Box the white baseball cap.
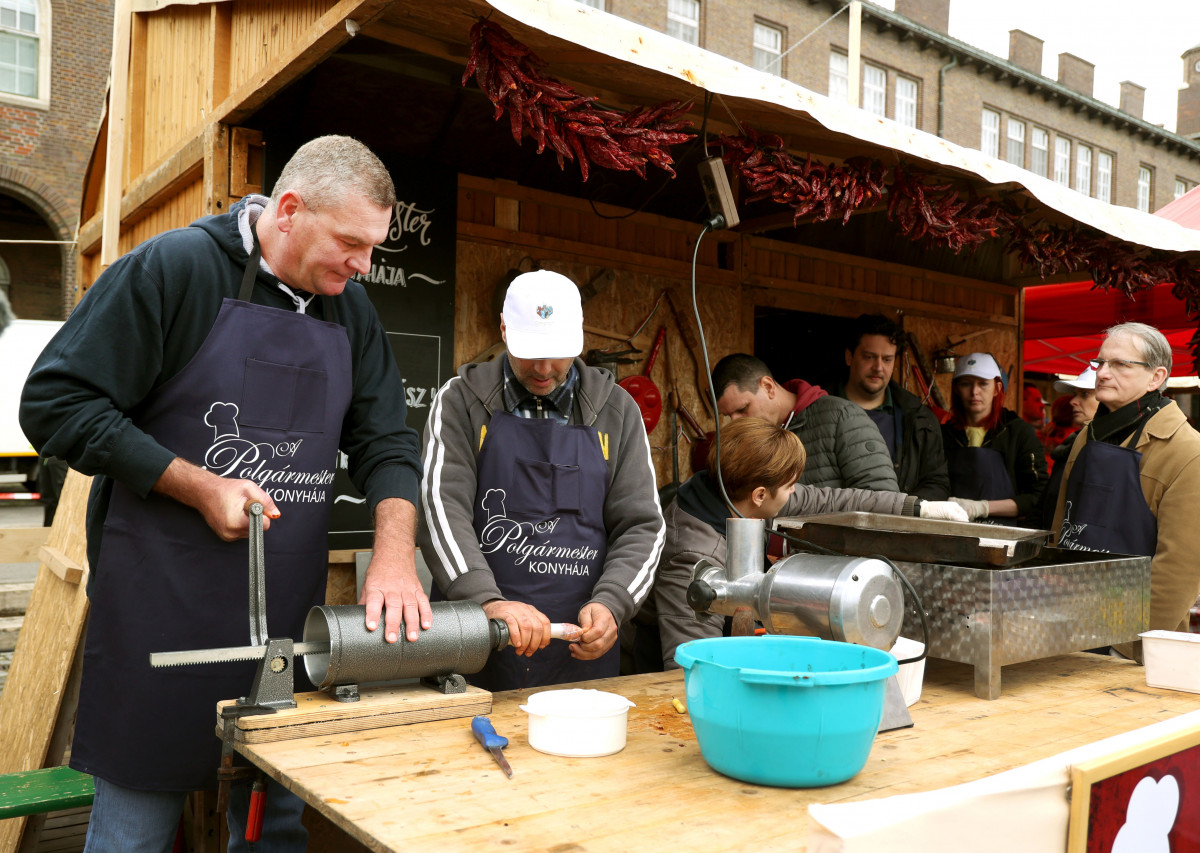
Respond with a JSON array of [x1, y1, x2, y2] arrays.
[[501, 270, 584, 359], [953, 352, 1004, 383], [1054, 366, 1097, 394]]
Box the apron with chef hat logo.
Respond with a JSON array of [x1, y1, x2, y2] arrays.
[[1057, 421, 1157, 556], [466, 409, 613, 691], [71, 242, 352, 791]]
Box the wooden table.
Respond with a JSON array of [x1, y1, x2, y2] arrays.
[[235, 654, 1200, 852]]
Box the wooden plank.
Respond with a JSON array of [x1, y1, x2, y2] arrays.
[[0, 768, 93, 821], [100, 0, 133, 267], [0, 584, 32, 617], [216, 684, 493, 744], [0, 470, 92, 853], [202, 122, 232, 216], [35, 548, 84, 587], [0, 528, 50, 564], [125, 11, 147, 182], [207, 1, 232, 111], [457, 221, 739, 287]]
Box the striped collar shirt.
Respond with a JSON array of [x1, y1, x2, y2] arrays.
[[501, 357, 578, 424]]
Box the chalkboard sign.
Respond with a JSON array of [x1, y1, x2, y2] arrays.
[[326, 160, 457, 549]]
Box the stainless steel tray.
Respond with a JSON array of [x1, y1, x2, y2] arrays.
[[776, 512, 1052, 568]]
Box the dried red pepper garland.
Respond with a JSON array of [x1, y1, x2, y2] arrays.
[[461, 19, 693, 182], [720, 126, 1200, 367], [719, 128, 885, 225]]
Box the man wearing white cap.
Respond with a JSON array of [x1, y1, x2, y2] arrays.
[[942, 353, 1048, 525], [418, 270, 665, 690]]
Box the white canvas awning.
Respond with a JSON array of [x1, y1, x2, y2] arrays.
[[487, 0, 1200, 257]]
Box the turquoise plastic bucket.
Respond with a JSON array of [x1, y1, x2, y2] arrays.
[[674, 636, 898, 787]]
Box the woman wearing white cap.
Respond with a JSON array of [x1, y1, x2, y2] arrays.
[[942, 353, 1048, 526]]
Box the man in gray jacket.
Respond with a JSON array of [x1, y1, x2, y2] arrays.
[[712, 353, 898, 491], [418, 270, 665, 690]]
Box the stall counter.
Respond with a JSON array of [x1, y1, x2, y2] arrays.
[[232, 652, 1200, 852]]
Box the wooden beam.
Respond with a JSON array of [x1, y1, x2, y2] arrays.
[[1006, 270, 1092, 288], [362, 21, 467, 64], [743, 279, 1016, 327], [203, 122, 232, 216], [78, 134, 206, 254], [214, 0, 396, 127], [38, 546, 86, 586], [100, 0, 133, 268], [207, 1, 232, 111], [230, 126, 265, 198], [126, 11, 147, 182]]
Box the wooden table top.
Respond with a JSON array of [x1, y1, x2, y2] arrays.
[[236, 653, 1200, 852]]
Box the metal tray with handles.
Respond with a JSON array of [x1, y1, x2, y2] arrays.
[[775, 512, 1052, 568]]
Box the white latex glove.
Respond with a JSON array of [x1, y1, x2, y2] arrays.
[[918, 500, 970, 522], [949, 496, 990, 520]]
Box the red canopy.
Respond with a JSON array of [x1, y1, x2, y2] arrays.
[[1023, 188, 1200, 378]]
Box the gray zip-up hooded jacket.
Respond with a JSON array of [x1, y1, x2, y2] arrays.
[[417, 356, 665, 624]]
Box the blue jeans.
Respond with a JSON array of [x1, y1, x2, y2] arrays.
[[84, 776, 307, 853]]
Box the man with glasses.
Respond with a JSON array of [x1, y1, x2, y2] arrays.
[[1050, 322, 1200, 662]]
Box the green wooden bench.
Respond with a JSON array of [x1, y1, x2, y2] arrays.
[[0, 766, 94, 820]]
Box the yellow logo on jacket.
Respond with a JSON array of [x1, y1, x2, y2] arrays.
[[478, 424, 609, 460]]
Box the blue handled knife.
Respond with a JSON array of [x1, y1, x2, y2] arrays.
[[471, 715, 514, 779]]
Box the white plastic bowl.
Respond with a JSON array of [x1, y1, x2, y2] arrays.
[[889, 636, 926, 707], [1140, 630, 1200, 694], [519, 688, 635, 757]]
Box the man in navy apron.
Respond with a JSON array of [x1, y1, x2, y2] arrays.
[[418, 270, 664, 691], [20, 136, 429, 852], [1051, 322, 1200, 662]]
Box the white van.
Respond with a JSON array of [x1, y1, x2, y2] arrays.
[[0, 319, 64, 488]]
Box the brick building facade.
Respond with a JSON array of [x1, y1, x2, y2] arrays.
[[602, 0, 1200, 215], [0, 0, 112, 321]]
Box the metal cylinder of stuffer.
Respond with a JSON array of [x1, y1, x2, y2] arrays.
[[302, 600, 507, 690], [757, 554, 904, 650]]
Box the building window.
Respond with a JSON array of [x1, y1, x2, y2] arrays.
[[895, 77, 918, 128], [1096, 151, 1113, 203], [0, 0, 38, 99], [0, 255, 9, 301], [1054, 137, 1071, 186], [1006, 119, 1025, 167], [862, 63, 886, 117], [981, 108, 1000, 158], [1075, 146, 1092, 195], [828, 51, 848, 103], [1137, 166, 1152, 212], [752, 21, 783, 76], [667, 0, 699, 45], [1176, 179, 1190, 200], [1031, 128, 1049, 177]]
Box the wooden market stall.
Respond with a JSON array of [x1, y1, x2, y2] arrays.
[[7, 0, 1200, 849]]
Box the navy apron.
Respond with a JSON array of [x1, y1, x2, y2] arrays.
[[945, 445, 1015, 501], [71, 244, 352, 791], [1057, 422, 1157, 555], [467, 409, 613, 691]]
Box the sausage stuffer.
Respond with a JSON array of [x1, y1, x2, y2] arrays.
[[149, 502, 576, 710], [684, 516, 914, 730]]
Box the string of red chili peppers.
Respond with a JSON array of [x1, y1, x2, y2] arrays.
[[461, 19, 694, 182]]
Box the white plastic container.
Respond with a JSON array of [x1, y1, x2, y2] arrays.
[[1140, 630, 1200, 694], [519, 689, 635, 757], [889, 636, 926, 707]]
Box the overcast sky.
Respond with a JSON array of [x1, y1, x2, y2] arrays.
[[875, 0, 1197, 133]]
